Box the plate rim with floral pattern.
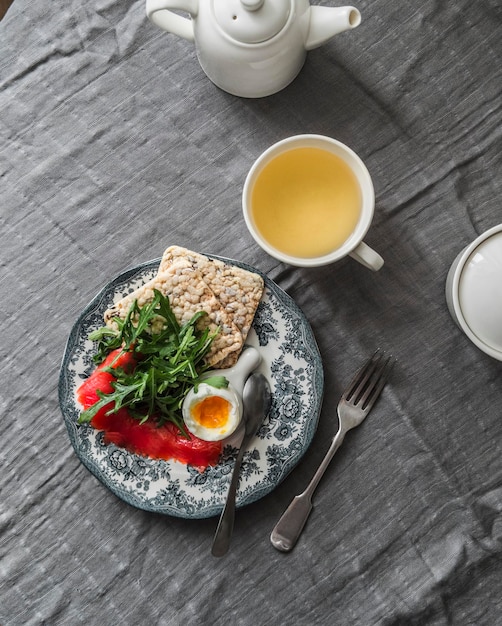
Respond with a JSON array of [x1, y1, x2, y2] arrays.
[[58, 255, 324, 519]]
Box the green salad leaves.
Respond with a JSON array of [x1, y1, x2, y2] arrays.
[[78, 289, 228, 432]]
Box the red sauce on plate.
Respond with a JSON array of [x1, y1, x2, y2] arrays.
[[77, 348, 222, 470]]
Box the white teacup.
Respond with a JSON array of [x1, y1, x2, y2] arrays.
[[445, 224, 502, 360], [242, 134, 384, 270]]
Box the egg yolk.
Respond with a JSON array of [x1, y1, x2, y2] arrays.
[[191, 396, 232, 429]]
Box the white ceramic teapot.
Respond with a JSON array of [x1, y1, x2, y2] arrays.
[[145, 0, 361, 98]]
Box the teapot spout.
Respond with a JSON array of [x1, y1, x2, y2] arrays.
[[305, 6, 361, 51]]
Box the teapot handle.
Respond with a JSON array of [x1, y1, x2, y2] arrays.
[[145, 0, 198, 42]]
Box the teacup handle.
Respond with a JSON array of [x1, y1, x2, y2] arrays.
[[145, 0, 197, 41], [349, 241, 384, 271]]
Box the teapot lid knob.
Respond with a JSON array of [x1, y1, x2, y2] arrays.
[[240, 0, 265, 10], [213, 0, 291, 44]]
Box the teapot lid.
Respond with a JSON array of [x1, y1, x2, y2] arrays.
[[457, 227, 502, 356], [213, 0, 291, 44]]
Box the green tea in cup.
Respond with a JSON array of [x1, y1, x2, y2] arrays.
[[250, 146, 362, 259]]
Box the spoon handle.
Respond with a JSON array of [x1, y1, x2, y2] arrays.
[[211, 437, 248, 557]]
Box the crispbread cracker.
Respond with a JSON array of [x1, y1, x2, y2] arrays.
[[104, 258, 244, 367], [159, 245, 264, 350]]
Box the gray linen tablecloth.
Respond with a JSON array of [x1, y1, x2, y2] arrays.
[[1, 0, 501, 624]]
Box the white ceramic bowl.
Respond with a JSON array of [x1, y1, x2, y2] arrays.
[[445, 224, 502, 360]]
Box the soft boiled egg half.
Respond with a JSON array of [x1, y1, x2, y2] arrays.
[[182, 346, 262, 442], [182, 383, 242, 442]]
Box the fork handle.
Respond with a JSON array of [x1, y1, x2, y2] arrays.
[[270, 492, 313, 552], [270, 428, 347, 552]]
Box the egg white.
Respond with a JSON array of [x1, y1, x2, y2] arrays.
[[182, 383, 243, 442]]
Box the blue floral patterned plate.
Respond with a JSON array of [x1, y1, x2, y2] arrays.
[[59, 256, 324, 519]]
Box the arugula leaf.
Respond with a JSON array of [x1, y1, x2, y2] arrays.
[[196, 375, 229, 391], [78, 289, 226, 432]]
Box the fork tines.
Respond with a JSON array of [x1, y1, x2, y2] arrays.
[[344, 350, 394, 411]]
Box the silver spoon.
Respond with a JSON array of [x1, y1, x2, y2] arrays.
[[211, 372, 272, 557]]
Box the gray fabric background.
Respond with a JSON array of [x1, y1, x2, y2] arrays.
[[1, 0, 501, 624]]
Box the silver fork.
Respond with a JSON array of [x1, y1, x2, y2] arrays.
[[270, 350, 394, 552]]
